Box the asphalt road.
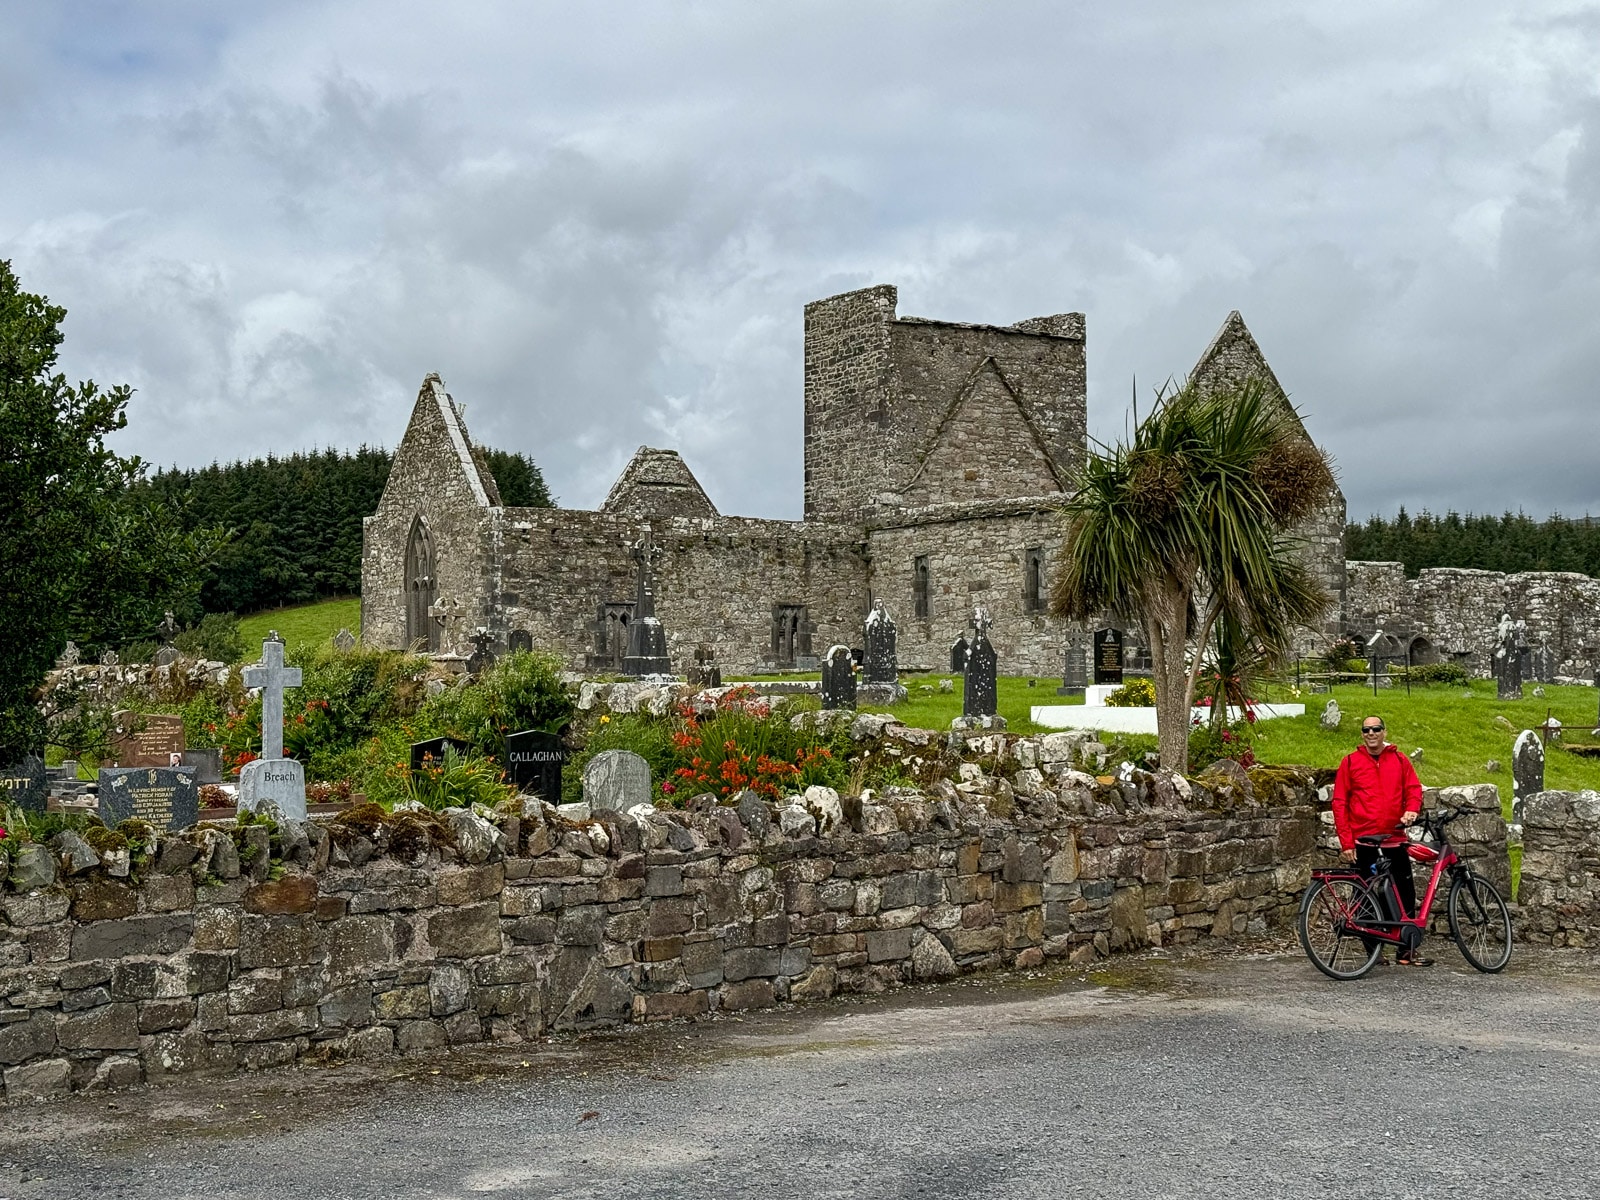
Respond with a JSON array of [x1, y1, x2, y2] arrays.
[[6, 942, 1599, 1200]]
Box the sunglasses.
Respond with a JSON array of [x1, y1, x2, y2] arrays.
[[1361, 724, 1385, 733]]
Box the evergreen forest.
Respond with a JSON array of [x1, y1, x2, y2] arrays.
[[1345, 509, 1600, 579], [139, 446, 553, 617]]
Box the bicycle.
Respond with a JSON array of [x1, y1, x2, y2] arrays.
[[1297, 806, 1513, 980]]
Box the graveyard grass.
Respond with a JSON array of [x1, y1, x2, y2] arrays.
[[237, 597, 361, 660]]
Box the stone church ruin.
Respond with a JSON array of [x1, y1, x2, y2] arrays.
[[361, 283, 1346, 674]]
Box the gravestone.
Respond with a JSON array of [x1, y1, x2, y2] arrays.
[[240, 634, 307, 820], [1495, 614, 1525, 701], [0, 754, 48, 814], [109, 713, 186, 768], [949, 635, 969, 675], [1057, 633, 1087, 697], [962, 609, 999, 720], [100, 648, 119, 667], [1092, 628, 1124, 685], [154, 611, 180, 667], [410, 736, 472, 774], [333, 628, 357, 653], [820, 645, 857, 711], [504, 729, 568, 801], [1511, 729, 1544, 825], [57, 641, 80, 668], [622, 533, 672, 676], [98, 766, 199, 830], [582, 749, 652, 813], [181, 748, 223, 785], [863, 601, 897, 684], [466, 628, 497, 676], [687, 645, 723, 688], [508, 629, 533, 654], [238, 759, 307, 820], [1319, 698, 1342, 731]]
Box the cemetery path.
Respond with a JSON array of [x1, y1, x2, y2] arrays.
[[6, 943, 1600, 1199]]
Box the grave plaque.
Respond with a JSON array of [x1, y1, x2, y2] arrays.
[[238, 758, 307, 821], [0, 754, 48, 814], [410, 736, 472, 774], [1092, 628, 1124, 685], [1511, 729, 1544, 824], [98, 766, 199, 830], [821, 645, 857, 711], [863, 601, 898, 684], [582, 749, 652, 813], [950, 635, 969, 675], [504, 729, 568, 801], [109, 712, 186, 768], [508, 629, 533, 654]]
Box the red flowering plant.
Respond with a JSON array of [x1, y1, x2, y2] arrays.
[[663, 687, 845, 802]]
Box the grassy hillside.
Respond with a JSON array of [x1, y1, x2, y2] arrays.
[[236, 597, 361, 660]]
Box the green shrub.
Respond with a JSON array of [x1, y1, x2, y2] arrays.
[[1406, 661, 1469, 686], [1187, 716, 1256, 772], [1104, 677, 1156, 707], [421, 650, 574, 757], [175, 612, 246, 663], [393, 746, 515, 812]]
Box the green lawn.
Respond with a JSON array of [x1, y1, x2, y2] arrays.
[[237, 597, 361, 660], [1249, 680, 1600, 790]]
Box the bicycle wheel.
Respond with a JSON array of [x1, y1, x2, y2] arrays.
[[1298, 877, 1383, 980], [1447, 872, 1512, 973]]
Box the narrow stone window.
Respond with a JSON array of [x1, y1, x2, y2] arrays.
[[913, 555, 930, 619], [772, 604, 811, 667], [404, 515, 439, 652], [1024, 547, 1045, 612]]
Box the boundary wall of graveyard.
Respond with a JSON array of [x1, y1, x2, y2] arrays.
[[0, 723, 1510, 1104], [1515, 789, 1600, 946]]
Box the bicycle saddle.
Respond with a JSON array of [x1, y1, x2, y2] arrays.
[[1355, 833, 1410, 849]]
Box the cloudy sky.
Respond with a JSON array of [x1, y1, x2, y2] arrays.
[[4, 2, 1598, 522]]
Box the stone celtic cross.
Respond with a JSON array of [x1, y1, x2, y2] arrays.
[[242, 634, 303, 761]]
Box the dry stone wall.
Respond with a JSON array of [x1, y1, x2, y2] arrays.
[[4, 730, 1333, 1105], [1517, 789, 1600, 946]]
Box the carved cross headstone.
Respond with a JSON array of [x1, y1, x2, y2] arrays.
[[333, 628, 357, 653], [821, 645, 857, 711], [863, 601, 897, 684], [1511, 729, 1544, 824], [963, 608, 998, 719], [622, 531, 671, 676], [57, 641, 80, 669], [239, 634, 307, 819], [466, 628, 497, 675], [154, 611, 181, 667], [100, 648, 119, 667]]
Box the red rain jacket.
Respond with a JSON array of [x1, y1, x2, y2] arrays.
[[1330, 743, 1423, 852]]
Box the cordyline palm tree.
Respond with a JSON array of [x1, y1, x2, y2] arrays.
[[1051, 378, 1335, 771]]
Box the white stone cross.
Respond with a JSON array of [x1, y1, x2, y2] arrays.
[[242, 634, 303, 761]]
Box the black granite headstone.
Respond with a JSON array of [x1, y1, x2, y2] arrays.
[[950, 635, 969, 675], [410, 736, 472, 774], [963, 632, 998, 719], [98, 766, 199, 830], [821, 646, 857, 711], [504, 729, 568, 801], [1093, 628, 1124, 685], [863, 601, 898, 684], [508, 629, 533, 654], [0, 754, 48, 814]]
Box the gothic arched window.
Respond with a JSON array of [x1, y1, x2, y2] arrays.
[[404, 516, 439, 652]]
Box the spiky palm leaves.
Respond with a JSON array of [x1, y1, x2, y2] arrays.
[[1051, 379, 1335, 769]]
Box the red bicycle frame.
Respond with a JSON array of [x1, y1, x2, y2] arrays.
[[1309, 833, 1461, 947]]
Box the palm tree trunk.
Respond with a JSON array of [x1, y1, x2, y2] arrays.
[[1145, 583, 1192, 771]]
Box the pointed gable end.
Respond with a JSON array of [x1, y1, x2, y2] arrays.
[[602, 447, 719, 520], [390, 373, 501, 509], [898, 357, 1065, 507], [1188, 312, 1312, 440]]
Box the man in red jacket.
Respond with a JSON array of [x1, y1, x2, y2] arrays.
[[1331, 716, 1426, 964]]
